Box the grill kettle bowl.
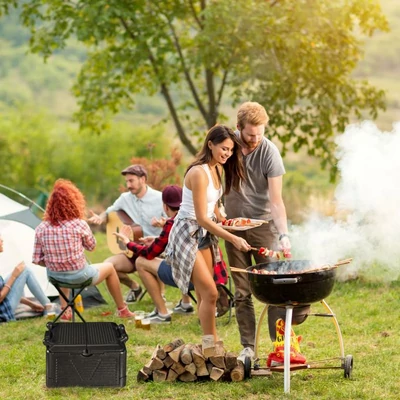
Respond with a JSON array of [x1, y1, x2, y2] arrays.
[[247, 260, 336, 305]]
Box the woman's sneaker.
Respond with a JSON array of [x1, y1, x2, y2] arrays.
[[173, 300, 194, 315], [148, 311, 171, 324], [125, 286, 143, 303]]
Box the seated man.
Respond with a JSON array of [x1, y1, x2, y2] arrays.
[[113, 185, 194, 323], [88, 164, 166, 303]]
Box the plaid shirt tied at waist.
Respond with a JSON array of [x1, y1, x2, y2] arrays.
[[165, 217, 220, 294]]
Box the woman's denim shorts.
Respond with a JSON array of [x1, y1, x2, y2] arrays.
[[47, 263, 100, 286]]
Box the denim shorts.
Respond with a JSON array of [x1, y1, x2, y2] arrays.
[[158, 260, 194, 291], [198, 230, 212, 250], [47, 264, 100, 286]]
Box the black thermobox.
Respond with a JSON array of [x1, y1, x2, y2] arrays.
[[43, 322, 128, 387]]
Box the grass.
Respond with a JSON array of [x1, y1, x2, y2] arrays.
[[1, 233, 399, 400]]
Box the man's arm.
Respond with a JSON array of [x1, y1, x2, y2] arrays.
[[268, 175, 291, 249], [87, 210, 107, 225]]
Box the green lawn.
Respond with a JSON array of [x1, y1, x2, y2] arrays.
[[1, 233, 399, 400]]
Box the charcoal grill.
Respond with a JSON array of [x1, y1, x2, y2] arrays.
[[244, 260, 353, 394]]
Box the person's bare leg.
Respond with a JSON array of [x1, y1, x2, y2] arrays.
[[60, 288, 69, 310], [191, 249, 218, 340], [96, 262, 126, 309], [136, 257, 168, 315], [105, 254, 141, 290]]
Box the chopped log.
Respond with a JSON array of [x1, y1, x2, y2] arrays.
[[202, 335, 216, 358], [153, 369, 168, 382], [163, 338, 185, 353], [230, 360, 245, 382], [137, 368, 150, 382], [206, 361, 214, 375], [209, 366, 225, 381], [143, 362, 152, 376], [180, 344, 193, 365], [171, 361, 186, 375], [156, 346, 167, 360], [163, 355, 174, 368], [225, 352, 238, 371], [209, 355, 225, 369], [178, 371, 197, 382], [192, 345, 206, 367], [196, 363, 209, 377], [185, 362, 197, 375], [169, 344, 186, 363], [209, 341, 226, 369], [147, 357, 164, 371], [166, 368, 179, 382]]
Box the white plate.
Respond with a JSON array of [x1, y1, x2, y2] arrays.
[[217, 218, 267, 231]]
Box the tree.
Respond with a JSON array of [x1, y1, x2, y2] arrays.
[[0, 0, 389, 180]]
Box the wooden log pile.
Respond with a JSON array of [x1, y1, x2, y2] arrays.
[[137, 338, 245, 383]]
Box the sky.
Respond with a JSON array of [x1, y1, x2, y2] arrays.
[[290, 120, 400, 282]]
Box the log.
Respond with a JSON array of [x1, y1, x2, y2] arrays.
[[153, 369, 168, 382], [225, 352, 238, 371], [209, 366, 225, 381], [137, 368, 150, 382], [166, 368, 179, 382], [163, 338, 185, 353], [148, 357, 164, 371], [169, 344, 186, 363], [209, 341, 226, 368], [185, 362, 197, 375], [156, 345, 167, 360], [192, 345, 206, 367], [230, 360, 245, 382], [202, 335, 216, 358], [180, 344, 193, 365], [143, 363, 152, 376], [171, 361, 186, 375], [178, 371, 197, 382], [163, 355, 174, 369], [196, 363, 209, 377]]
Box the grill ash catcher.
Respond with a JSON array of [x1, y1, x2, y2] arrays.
[[242, 259, 354, 394]]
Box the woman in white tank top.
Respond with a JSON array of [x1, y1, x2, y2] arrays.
[[165, 125, 252, 346]]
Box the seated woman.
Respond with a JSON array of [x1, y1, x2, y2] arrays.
[[32, 179, 135, 320], [0, 235, 55, 322]]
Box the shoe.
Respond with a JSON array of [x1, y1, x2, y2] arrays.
[[125, 285, 143, 303], [43, 303, 58, 318], [147, 311, 171, 324], [173, 300, 194, 315], [238, 347, 255, 364], [117, 305, 135, 318], [60, 307, 72, 322], [146, 308, 158, 318]]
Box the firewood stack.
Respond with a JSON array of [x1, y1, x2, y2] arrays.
[[137, 338, 245, 383]]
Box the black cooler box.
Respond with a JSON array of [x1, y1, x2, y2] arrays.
[[44, 322, 128, 387]]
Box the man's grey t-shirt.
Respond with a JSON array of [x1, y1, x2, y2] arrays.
[[225, 135, 285, 221]]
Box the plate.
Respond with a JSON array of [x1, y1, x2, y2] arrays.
[[217, 218, 266, 231]]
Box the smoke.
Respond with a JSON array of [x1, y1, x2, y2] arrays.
[[290, 121, 400, 281]]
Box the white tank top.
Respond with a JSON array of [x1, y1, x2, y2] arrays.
[[179, 164, 223, 219]]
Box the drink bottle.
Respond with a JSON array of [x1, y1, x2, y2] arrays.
[[74, 294, 84, 313]]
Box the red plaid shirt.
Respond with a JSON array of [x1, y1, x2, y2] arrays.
[[33, 219, 96, 272], [127, 217, 174, 259]]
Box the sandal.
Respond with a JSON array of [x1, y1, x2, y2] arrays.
[[117, 305, 135, 318]]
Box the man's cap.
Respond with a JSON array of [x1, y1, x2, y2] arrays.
[[162, 185, 182, 208], [121, 164, 148, 178]]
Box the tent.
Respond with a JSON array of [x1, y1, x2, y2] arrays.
[[0, 185, 106, 308]]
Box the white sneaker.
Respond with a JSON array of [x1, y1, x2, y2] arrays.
[[238, 347, 254, 364]]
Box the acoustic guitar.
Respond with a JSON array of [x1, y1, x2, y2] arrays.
[[106, 210, 144, 258]]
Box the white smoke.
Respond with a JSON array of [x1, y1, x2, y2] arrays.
[[290, 121, 400, 281]]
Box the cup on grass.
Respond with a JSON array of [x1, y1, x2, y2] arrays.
[[134, 311, 145, 328], [141, 318, 151, 331]]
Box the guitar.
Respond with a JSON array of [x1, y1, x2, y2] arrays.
[[106, 210, 144, 257]]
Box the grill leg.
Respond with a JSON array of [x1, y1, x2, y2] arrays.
[[284, 306, 293, 394]]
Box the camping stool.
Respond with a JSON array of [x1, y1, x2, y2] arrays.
[[48, 277, 92, 323]]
